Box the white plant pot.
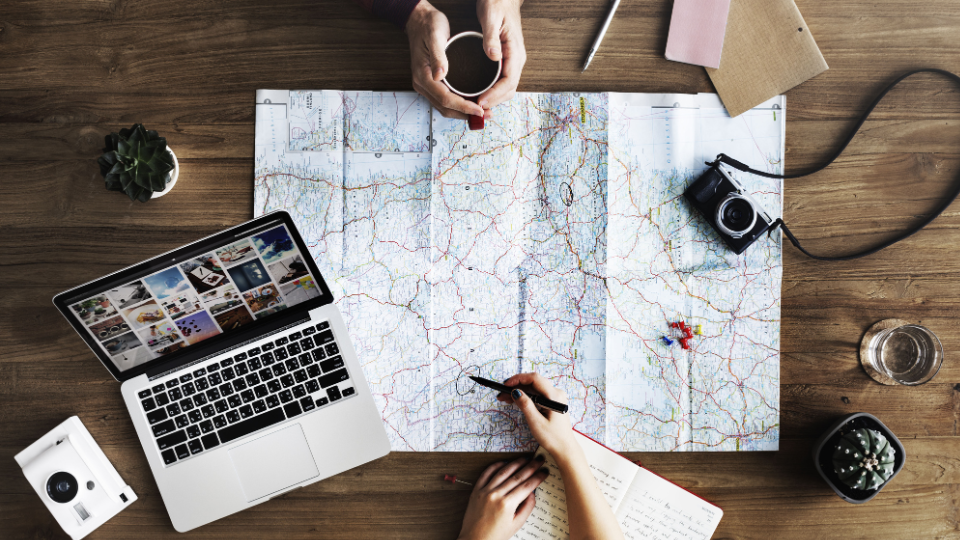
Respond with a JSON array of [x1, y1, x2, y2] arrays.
[[152, 147, 179, 199]]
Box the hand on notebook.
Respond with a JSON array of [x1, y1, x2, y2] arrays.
[[457, 456, 549, 540], [497, 373, 576, 456], [496, 373, 626, 540]]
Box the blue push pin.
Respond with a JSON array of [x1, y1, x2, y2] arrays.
[[662, 336, 674, 345]]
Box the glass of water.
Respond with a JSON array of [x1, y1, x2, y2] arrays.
[[865, 324, 943, 385]]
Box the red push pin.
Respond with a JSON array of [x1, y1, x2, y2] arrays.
[[444, 474, 474, 487]]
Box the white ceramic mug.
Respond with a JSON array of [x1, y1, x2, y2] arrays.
[[442, 31, 502, 130]]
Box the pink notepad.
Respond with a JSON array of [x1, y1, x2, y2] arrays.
[[665, 0, 732, 69]]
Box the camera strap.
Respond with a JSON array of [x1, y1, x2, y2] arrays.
[[707, 68, 960, 261]]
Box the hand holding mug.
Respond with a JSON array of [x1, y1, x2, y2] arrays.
[[406, 1, 486, 121], [442, 31, 501, 129], [476, 0, 526, 110], [405, 0, 526, 127]]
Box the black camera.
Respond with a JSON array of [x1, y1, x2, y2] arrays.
[[684, 166, 774, 254]]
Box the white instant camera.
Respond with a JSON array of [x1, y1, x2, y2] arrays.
[[14, 416, 138, 540]]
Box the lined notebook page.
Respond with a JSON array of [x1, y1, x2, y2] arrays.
[[617, 468, 722, 540], [512, 434, 639, 540]]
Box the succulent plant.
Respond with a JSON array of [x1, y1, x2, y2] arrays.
[[832, 428, 896, 490], [97, 123, 175, 202]]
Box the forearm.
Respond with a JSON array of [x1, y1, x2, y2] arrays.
[[554, 445, 625, 540]]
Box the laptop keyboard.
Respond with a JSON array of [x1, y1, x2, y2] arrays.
[[136, 321, 356, 466]]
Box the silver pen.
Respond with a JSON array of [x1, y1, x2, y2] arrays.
[[581, 0, 622, 72]]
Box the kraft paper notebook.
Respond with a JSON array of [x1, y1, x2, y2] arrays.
[[706, 0, 828, 117], [512, 431, 723, 539]]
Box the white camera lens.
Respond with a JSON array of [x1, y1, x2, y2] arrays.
[[715, 193, 757, 238], [46, 471, 79, 503]]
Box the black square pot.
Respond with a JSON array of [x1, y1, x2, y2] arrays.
[[811, 412, 906, 503]]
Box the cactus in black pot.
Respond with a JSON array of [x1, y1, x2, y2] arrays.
[[832, 428, 897, 491]]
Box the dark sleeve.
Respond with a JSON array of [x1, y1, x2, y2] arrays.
[[352, 0, 422, 29]]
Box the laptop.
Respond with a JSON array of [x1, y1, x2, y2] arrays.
[[53, 211, 391, 532]]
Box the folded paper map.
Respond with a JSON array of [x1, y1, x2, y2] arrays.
[[255, 90, 784, 452]]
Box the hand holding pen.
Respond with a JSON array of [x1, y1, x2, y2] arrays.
[[455, 373, 572, 540], [493, 373, 578, 457], [470, 375, 568, 413], [458, 373, 624, 540]]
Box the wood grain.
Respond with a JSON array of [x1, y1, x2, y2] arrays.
[[2, 0, 959, 538]]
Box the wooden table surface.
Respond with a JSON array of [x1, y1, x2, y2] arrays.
[[2, 0, 959, 538]]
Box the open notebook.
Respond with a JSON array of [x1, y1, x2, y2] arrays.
[[514, 431, 722, 539]]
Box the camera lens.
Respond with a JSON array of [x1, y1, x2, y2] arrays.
[[46, 472, 79, 503], [715, 194, 757, 239]]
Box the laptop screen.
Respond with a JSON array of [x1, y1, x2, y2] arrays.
[[55, 213, 331, 379]]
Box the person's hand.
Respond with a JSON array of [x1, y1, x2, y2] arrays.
[[405, 0, 485, 120], [456, 457, 549, 540], [476, 0, 526, 111], [497, 373, 576, 456]]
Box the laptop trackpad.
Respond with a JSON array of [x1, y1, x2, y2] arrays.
[[229, 424, 319, 502]]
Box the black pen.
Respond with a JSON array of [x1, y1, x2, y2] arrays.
[[469, 375, 569, 414]]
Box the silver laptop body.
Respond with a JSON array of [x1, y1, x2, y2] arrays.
[[54, 211, 390, 532]]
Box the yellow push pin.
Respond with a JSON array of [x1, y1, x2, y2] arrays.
[[694, 324, 702, 335]]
